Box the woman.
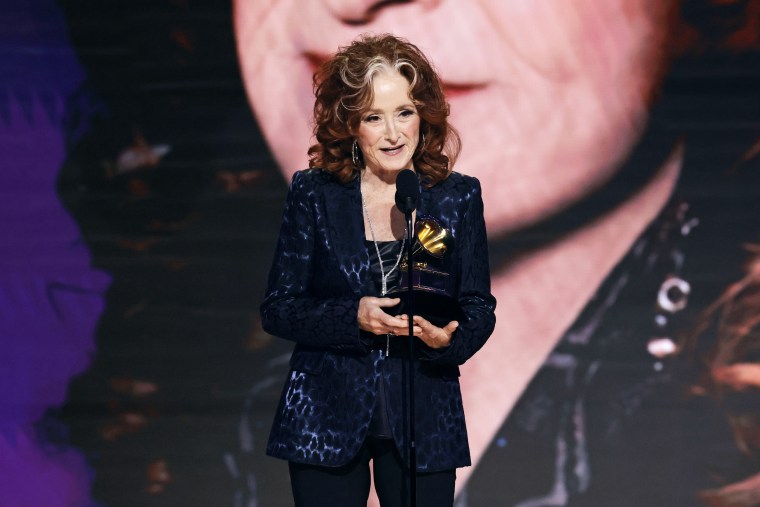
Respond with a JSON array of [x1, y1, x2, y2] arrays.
[[260, 34, 496, 506]]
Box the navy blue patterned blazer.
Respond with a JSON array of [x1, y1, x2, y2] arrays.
[[261, 168, 496, 472]]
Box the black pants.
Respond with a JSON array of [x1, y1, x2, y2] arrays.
[[288, 437, 456, 507]]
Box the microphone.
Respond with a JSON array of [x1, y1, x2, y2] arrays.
[[395, 169, 419, 215]]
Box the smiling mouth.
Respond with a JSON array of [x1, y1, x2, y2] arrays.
[[381, 145, 404, 154]]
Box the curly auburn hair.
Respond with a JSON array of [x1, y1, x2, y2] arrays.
[[307, 33, 461, 186]]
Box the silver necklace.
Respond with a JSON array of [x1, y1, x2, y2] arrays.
[[361, 192, 406, 296]]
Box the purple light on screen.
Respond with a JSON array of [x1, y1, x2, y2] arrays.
[[0, 0, 110, 505]]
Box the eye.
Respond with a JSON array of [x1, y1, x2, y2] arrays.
[[399, 109, 415, 118], [363, 114, 381, 123]]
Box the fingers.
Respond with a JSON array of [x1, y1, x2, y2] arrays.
[[359, 297, 458, 340], [358, 296, 406, 335], [410, 316, 458, 328], [375, 297, 400, 307], [392, 324, 423, 336], [411, 316, 459, 349], [443, 320, 459, 334]]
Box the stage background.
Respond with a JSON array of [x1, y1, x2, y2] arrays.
[[1, 1, 759, 506]]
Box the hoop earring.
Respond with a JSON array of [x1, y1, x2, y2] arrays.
[[352, 139, 361, 168], [419, 133, 426, 152]]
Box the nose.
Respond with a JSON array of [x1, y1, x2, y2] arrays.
[[322, 0, 439, 24], [384, 118, 400, 142]]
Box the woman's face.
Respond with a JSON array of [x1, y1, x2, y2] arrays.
[[356, 71, 421, 177], [235, 0, 676, 234]]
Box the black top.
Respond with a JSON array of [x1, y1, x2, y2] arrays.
[[365, 239, 403, 439]]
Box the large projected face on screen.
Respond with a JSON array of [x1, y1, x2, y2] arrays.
[[233, 2, 758, 504], [234, 1, 688, 500], [234, 0, 676, 234]]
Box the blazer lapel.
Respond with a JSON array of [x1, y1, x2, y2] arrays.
[[324, 177, 369, 295], [417, 181, 431, 218], [418, 176, 444, 221]]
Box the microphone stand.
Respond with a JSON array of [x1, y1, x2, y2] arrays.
[[395, 169, 419, 507], [403, 204, 417, 507]]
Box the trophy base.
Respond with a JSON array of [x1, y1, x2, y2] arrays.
[[385, 289, 465, 328]]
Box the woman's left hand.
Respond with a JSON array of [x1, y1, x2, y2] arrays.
[[401, 315, 458, 349]]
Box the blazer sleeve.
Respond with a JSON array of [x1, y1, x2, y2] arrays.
[[259, 172, 364, 352], [418, 177, 496, 365]]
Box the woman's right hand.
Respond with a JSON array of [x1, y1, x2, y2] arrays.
[[358, 297, 420, 336]]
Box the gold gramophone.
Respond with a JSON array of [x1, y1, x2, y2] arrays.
[[398, 216, 452, 296], [413, 217, 450, 259], [388, 216, 464, 325]]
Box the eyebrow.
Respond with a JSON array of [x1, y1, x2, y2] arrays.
[[363, 103, 417, 114]]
